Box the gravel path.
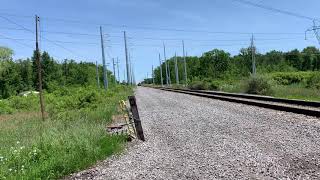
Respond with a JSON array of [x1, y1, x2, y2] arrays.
[[70, 87, 320, 179]]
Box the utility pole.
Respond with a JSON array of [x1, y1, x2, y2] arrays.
[[167, 58, 171, 86], [174, 53, 179, 85], [251, 34, 256, 76], [123, 69, 126, 84], [159, 53, 163, 87], [35, 15, 45, 121], [106, 63, 109, 87], [152, 65, 155, 85], [163, 43, 169, 86], [312, 20, 320, 45], [100, 26, 108, 90], [132, 63, 136, 85], [305, 20, 320, 46], [182, 40, 187, 86], [96, 61, 100, 88], [130, 61, 133, 85], [112, 58, 116, 84], [129, 53, 133, 85], [116, 57, 120, 83], [124, 31, 130, 85]]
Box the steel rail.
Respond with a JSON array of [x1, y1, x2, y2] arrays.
[[154, 87, 320, 117]]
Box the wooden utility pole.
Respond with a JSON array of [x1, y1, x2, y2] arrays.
[[116, 57, 120, 83], [251, 34, 256, 76], [123, 69, 126, 84], [174, 52, 179, 85], [182, 40, 188, 86], [100, 26, 108, 90], [152, 65, 155, 84], [124, 31, 130, 85], [129, 53, 133, 85], [112, 58, 116, 84], [131, 60, 136, 85], [133, 71, 136, 85], [35, 15, 45, 121], [159, 53, 163, 87], [163, 43, 169, 86]]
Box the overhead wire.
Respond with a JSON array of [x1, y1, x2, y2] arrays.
[[0, 13, 308, 35], [229, 0, 315, 21], [0, 15, 88, 59], [0, 33, 34, 49], [0, 11, 319, 60]]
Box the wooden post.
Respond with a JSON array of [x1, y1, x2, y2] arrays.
[[35, 15, 45, 121], [128, 96, 145, 141]]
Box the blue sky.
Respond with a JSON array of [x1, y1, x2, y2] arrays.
[[0, 0, 319, 82]]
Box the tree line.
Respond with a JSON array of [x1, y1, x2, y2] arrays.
[[0, 46, 115, 99], [150, 46, 320, 85]]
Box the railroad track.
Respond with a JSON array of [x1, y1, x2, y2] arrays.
[[154, 87, 320, 117]]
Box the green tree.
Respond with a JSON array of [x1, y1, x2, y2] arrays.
[[199, 49, 230, 79], [0, 46, 13, 61], [0, 47, 21, 98], [285, 49, 302, 70], [16, 59, 33, 91], [301, 46, 319, 71]]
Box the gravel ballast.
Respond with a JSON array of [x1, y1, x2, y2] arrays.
[[70, 87, 320, 179]]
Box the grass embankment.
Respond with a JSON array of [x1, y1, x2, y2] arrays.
[[220, 82, 320, 101], [0, 86, 132, 179], [161, 71, 320, 102]]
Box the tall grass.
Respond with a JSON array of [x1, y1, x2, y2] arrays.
[[190, 75, 320, 101], [273, 84, 320, 101], [0, 86, 132, 179]]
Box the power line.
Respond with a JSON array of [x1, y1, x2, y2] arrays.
[[0, 29, 310, 44], [127, 37, 306, 42], [0, 33, 34, 49], [40, 30, 100, 37], [0, 26, 101, 37], [0, 24, 305, 38], [229, 0, 315, 21], [0, 27, 28, 31], [0, 13, 309, 35], [0, 37, 100, 45], [0, 15, 88, 59], [0, 15, 34, 33], [0, 12, 33, 19], [107, 39, 313, 48]]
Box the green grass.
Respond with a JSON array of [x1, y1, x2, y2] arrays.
[[0, 86, 132, 179], [178, 76, 320, 102], [219, 80, 320, 101], [273, 84, 320, 101]]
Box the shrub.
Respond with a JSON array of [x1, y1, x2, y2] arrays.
[[307, 72, 320, 89], [8, 95, 39, 111], [271, 72, 314, 85], [0, 100, 15, 114], [46, 87, 103, 118], [208, 81, 222, 90], [245, 75, 273, 95], [188, 81, 208, 90]]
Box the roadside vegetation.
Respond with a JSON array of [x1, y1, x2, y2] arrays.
[[147, 47, 320, 101], [0, 47, 133, 179]]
